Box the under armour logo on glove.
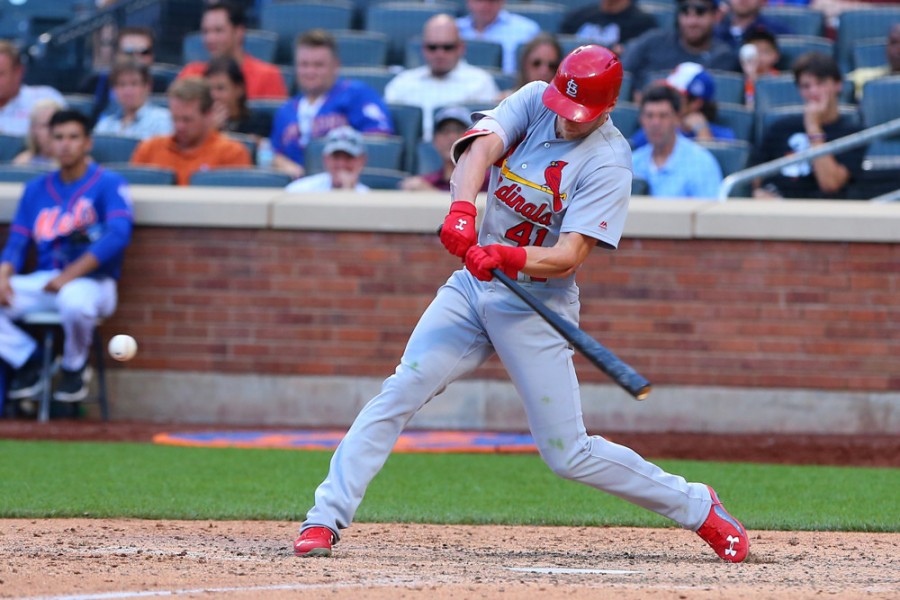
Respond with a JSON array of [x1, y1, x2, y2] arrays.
[[724, 535, 740, 557], [440, 202, 478, 258]]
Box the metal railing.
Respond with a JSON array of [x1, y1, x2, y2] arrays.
[[717, 117, 900, 201]]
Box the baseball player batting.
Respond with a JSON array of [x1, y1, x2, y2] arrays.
[[294, 45, 749, 563]]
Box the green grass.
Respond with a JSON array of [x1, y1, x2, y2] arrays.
[[1, 440, 898, 532]]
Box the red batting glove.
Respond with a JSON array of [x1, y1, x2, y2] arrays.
[[440, 201, 477, 258], [465, 244, 527, 281]]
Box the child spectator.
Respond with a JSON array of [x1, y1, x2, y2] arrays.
[[740, 29, 781, 107], [12, 99, 62, 167]]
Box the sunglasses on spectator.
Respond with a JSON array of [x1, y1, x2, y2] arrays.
[[424, 43, 458, 52], [678, 3, 712, 15], [120, 47, 152, 56], [530, 58, 559, 69]]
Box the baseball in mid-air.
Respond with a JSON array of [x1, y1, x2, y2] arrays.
[[108, 334, 138, 362]]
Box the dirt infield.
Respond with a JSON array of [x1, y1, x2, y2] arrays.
[[2, 421, 899, 599]]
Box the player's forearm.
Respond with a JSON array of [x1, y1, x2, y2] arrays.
[[521, 233, 595, 278], [58, 253, 100, 283]]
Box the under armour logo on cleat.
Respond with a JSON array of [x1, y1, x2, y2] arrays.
[[455, 218, 468, 231], [725, 535, 740, 557]]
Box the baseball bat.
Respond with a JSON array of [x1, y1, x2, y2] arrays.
[[491, 269, 652, 400]]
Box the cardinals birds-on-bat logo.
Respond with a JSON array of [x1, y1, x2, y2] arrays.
[[544, 161, 568, 212]]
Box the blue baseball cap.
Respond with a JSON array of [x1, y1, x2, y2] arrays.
[[666, 62, 716, 102]]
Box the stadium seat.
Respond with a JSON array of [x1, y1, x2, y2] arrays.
[[836, 8, 900, 73], [387, 103, 424, 173], [507, 2, 566, 34], [755, 104, 862, 148], [182, 29, 279, 64], [405, 37, 503, 69], [860, 76, 900, 158], [225, 133, 258, 164], [852, 39, 887, 71], [760, 7, 824, 37], [90, 135, 142, 164], [63, 94, 95, 117], [247, 99, 285, 129], [359, 167, 408, 190], [261, 0, 355, 65], [189, 168, 293, 187], [0, 165, 51, 183], [365, 2, 457, 66], [339, 66, 395, 96], [0, 134, 25, 162], [708, 70, 745, 104], [556, 34, 587, 57], [640, 2, 676, 29], [632, 177, 649, 196], [415, 140, 442, 176], [775, 35, 834, 71], [149, 63, 181, 94], [620, 71, 634, 103], [104, 164, 177, 185], [333, 30, 390, 67], [754, 74, 853, 115], [305, 134, 406, 174], [714, 102, 754, 143], [611, 102, 639, 139], [697, 139, 751, 177], [279, 66, 296, 95]]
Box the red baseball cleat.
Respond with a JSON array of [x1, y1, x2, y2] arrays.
[[294, 527, 335, 558], [696, 486, 749, 563]]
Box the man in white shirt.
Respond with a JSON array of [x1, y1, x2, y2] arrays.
[[456, 0, 541, 74], [384, 14, 499, 140], [0, 40, 66, 136], [285, 126, 370, 193]]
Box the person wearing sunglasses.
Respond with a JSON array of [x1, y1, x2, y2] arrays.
[[560, 0, 658, 56], [622, 0, 740, 94], [456, 0, 541, 75], [497, 33, 563, 101], [384, 14, 499, 140], [714, 0, 792, 50]]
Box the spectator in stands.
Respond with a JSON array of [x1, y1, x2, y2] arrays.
[[623, 0, 740, 93], [560, 0, 657, 55], [714, 0, 792, 50], [400, 106, 489, 192], [0, 41, 66, 137], [1, 109, 133, 404], [385, 14, 499, 140], [847, 23, 900, 101], [204, 57, 272, 138], [177, 1, 287, 100], [130, 78, 252, 185], [632, 85, 723, 199], [739, 29, 781, 107], [12, 99, 62, 167], [752, 52, 865, 200], [79, 26, 161, 125], [630, 62, 736, 148], [93, 59, 173, 139], [270, 29, 394, 180], [456, 0, 541, 75], [497, 33, 562, 100], [285, 126, 369, 193]]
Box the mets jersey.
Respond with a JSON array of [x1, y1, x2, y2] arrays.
[[0, 163, 134, 280]]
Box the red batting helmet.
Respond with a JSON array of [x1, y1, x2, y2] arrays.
[[542, 45, 623, 123]]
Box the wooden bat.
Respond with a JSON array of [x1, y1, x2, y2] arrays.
[[492, 269, 652, 400]]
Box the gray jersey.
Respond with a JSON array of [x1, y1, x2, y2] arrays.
[[464, 82, 633, 285]]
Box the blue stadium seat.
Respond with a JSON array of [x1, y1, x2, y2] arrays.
[[104, 163, 177, 185], [714, 102, 754, 143], [225, 133, 258, 164], [63, 94, 95, 117], [708, 70, 746, 104], [632, 177, 649, 196], [860, 76, 900, 158], [620, 71, 634, 103], [697, 139, 751, 178], [611, 102, 639, 139], [405, 38, 503, 70], [0, 134, 25, 162], [261, 0, 355, 65], [852, 39, 887, 70], [189, 168, 293, 187], [754, 74, 853, 116], [761, 7, 825, 37], [755, 104, 862, 148], [775, 35, 834, 71], [339, 66, 395, 96], [247, 99, 285, 131], [415, 140, 442, 176], [836, 8, 900, 73], [0, 165, 52, 183], [333, 30, 390, 67], [387, 103, 424, 173], [640, 2, 676, 29], [359, 167, 408, 189], [149, 63, 181, 94], [365, 2, 457, 66], [182, 29, 279, 64], [90, 135, 142, 164], [556, 34, 587, 57], [507, 2, 566, 34]]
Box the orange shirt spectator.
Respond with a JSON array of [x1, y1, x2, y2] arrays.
[[179, 54, 286, 100], [130, 77, 251, 185]]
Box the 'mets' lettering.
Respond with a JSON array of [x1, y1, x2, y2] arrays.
[[33, 198, 98, 242]]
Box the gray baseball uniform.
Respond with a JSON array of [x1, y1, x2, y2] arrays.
[[303, 82, 712, 539]]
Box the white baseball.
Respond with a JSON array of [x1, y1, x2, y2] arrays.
[[108, 334, 138, 362]]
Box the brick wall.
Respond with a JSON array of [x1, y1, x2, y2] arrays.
[[103, 227, 899, 393]]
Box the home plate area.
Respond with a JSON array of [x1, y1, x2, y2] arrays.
[[152, 429, 539, 453]]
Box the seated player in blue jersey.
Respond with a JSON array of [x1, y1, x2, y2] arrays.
[[0, 109, 134, 405]]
